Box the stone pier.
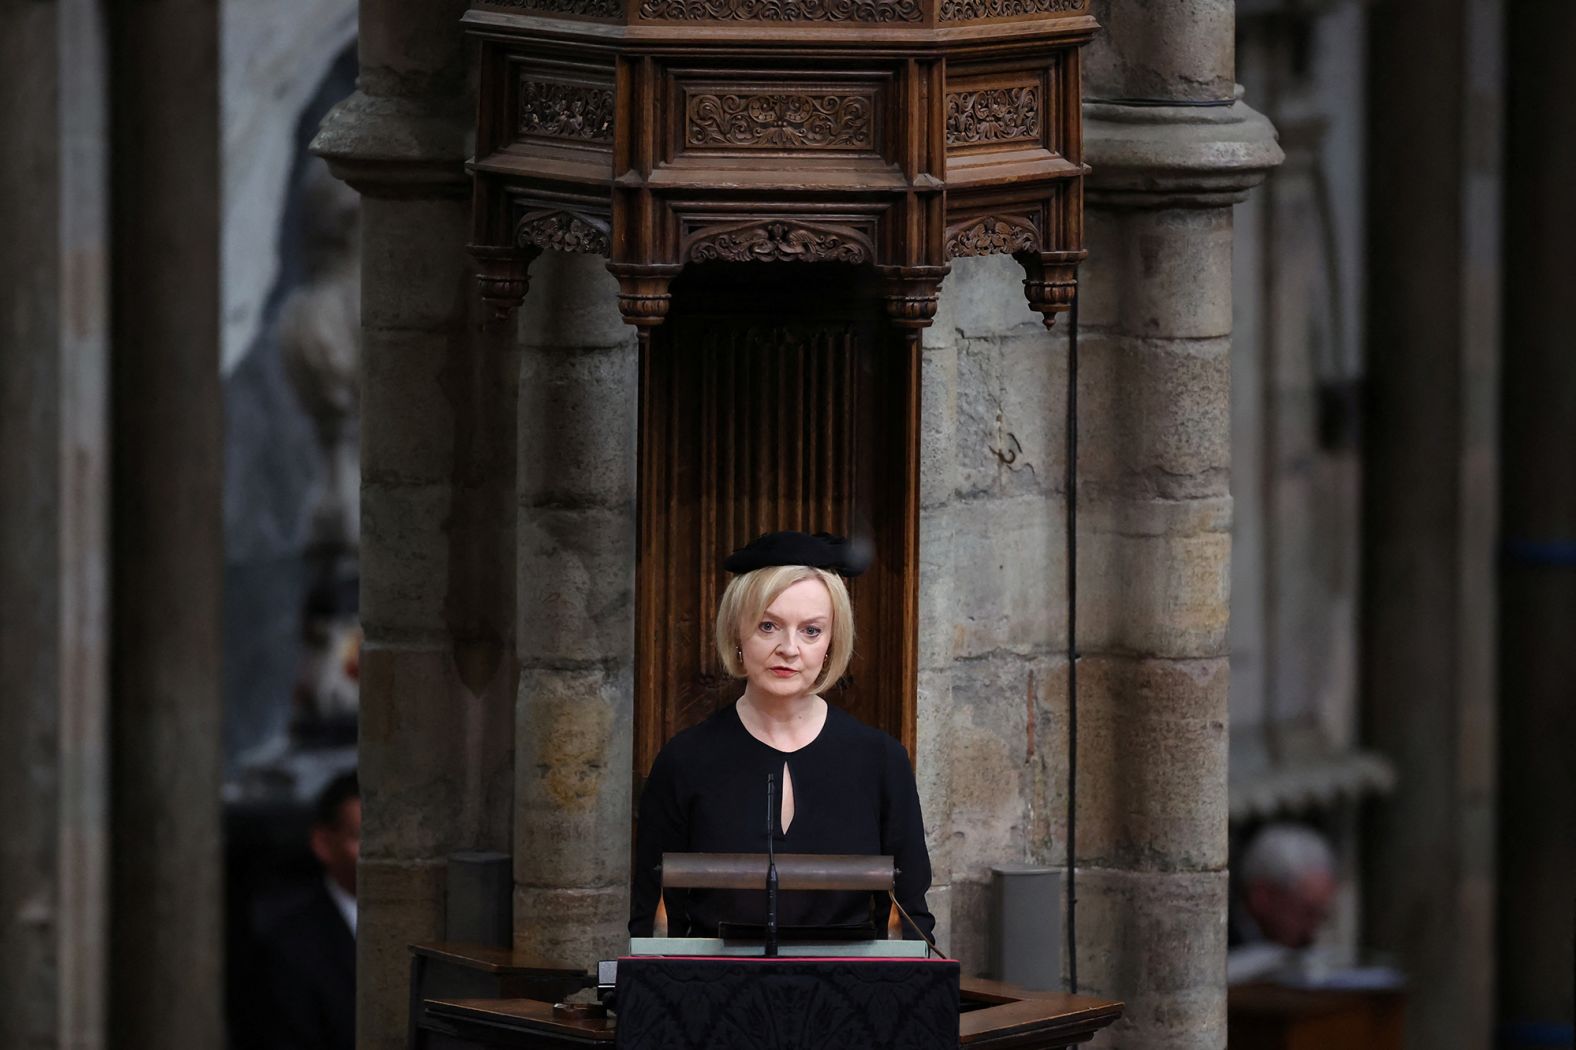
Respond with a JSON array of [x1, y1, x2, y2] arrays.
[[1072, 3, 1280, 1046], [316, 3, 519, 1048], [511, 255, 638, 967], [0, 3, 111, 1048]]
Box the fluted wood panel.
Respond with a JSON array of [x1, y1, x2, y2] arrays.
[[635, 268, 918, 783]]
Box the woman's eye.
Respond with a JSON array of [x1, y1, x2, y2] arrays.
[[758, 621, 776, 633], [803, 626, 822, 639]]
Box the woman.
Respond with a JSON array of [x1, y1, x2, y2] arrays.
[[629, 531, 935, 942]]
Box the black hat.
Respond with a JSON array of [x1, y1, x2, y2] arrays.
[[723, 530, 872, 578]]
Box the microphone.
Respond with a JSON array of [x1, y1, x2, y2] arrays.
[[765, 772, 779, 958]]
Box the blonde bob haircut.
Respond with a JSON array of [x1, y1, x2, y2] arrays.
[[715, 565, 855, 692]]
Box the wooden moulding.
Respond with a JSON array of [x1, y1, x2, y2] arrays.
[[463, 1, 1094, 330]]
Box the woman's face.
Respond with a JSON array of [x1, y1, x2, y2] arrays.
[[738, 577, 834, 702]]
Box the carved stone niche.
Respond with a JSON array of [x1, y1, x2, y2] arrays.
[[464, 0, 1093, 769]]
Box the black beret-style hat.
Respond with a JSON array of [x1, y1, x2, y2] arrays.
[[723, 530, 872, 578]]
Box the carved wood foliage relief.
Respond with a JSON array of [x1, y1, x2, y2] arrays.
[[938, 0, 1083, 20], [518, 78, 615, 143], [638, 0, 921, 23], [945, 86, 1041, 146], [515, 210, 612, 255], [688, 221, 870, 263], [945, 215, 1040, 257], [686, 93, 875, 149]]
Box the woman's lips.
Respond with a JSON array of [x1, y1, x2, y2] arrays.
[[769, 667, 798, 677]]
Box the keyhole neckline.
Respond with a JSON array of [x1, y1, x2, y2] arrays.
[[732, 697, 831, 755]]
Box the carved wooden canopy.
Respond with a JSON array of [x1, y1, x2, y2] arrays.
[[464, 0, 1094, 773], [464, 0, 1095, 334]]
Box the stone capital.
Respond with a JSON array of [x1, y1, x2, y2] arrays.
[[1083, 91, 1285, 209], [311, 89, 470, 199]]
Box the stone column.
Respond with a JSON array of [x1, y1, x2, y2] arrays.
[[1498, 0, 1576, 1033], [1361, 0, 1503, 1046], [1073, 3, 1280, 1046], [316, 3, 518, 1048], [104, 1, 226, 1048], [511, 255, 638, 966], [0, 3, 110, 1048]]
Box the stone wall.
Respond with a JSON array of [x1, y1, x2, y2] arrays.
[[512, 254, 639, 966], [918, 256, 1073, 967]]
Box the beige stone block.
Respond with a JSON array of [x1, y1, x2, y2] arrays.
[[518, 344, 638, 507], [358, 859, 445, 1050], [518, 252, 632, 350], [1074, 867, 1228, 1050], [919, 342, 959, 510], [514, 666, 634, 890], [360, 197, 470, 332], [359, 483, 452, 640], [949, 495, 1067, 659], [1077, 512, 1232, 659], [955, 334, 1066, 502], [916, 505, 957, 671], [360, 328, 456, 485], [914, 667, 955, 879], [514, 886, 629, 969], [948, 877, 991, 977], [1068, 656, 1228, 872], [516, 506, 636, 664], [1079, 207, 1236, 341], [947, 652, 1072, 878], [358, 0, 468, 83], [1085, 0, 1236, 105], [930, 254, 1042, 343], [360, 642, 516, 857], [1076, 332, 1232, 500]]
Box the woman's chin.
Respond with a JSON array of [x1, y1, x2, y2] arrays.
[[748, 675, 812, 701]]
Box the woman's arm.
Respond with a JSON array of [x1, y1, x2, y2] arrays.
[[630, 746, 686, 937], [880, 739, 936, 940]]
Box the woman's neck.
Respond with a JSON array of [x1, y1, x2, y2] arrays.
[[736, 690, 826, 749]]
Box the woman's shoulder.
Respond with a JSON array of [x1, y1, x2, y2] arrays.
[[822, 703, 911, 761], [650, 703, 741, 764]]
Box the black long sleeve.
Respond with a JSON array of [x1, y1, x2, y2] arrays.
[[628, 703, 935, 941]]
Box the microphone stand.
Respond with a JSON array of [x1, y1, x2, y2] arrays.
[[765, 772, 779, 958]]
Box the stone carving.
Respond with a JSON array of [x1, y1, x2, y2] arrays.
[[518, 79, 615, 143], [515, 210, 612, 255], [688, 221, 869, 263], [639, 0, 921, 23], [946, 215, 1041, 257], [687, 93, 874, 149], [480, 0, 623, 17], [945, 86, 1041, 146], [939, 0, 1082, 20]]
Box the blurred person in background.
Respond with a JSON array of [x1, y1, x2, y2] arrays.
[[256, 771, 359, 1050]]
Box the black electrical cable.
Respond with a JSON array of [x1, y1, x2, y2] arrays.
[[1065, 286, 1079, 994]]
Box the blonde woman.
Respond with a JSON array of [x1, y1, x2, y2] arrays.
[[629, 531, 934, 942]]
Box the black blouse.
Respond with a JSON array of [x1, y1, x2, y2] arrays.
[[629, 702, 935, 941]]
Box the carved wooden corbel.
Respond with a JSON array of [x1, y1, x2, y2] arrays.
[[470, 244, 540, 326], [1017, 250, 1085, 329]]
